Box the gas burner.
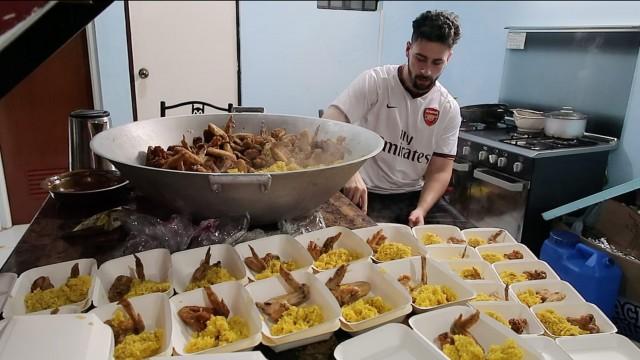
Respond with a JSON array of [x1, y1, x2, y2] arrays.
[[501, 136, 600, 150], [460, 122, 508, 132]]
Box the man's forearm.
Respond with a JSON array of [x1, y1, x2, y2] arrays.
[[415, 157, 454, 214]]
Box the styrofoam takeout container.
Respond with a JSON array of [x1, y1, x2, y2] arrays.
[[476, 243, 537, 263], [556, 333, 640, 359], [4, 258, 97, 317], [467, 280, 517, 302], [353, 224, 424, 262], [522, 336, 572, 360], [315, 261, 412, 332], [0, 273, 17, 315], [424, 244, 481, 261], [470, 301, 545, 335], [409, 305, 544, 360], [152, 352, 268, 360], [531, 301, 617, 338], [334, 323, 447, 360], [462, 227, 518, 245], [245, 270, 341, 348], [295, 226, 373, 271], [439, 259, 501, 282], [169, 281, 262, 355], [93, 248, 173, 306], [172, 244, 247, 292], [377, 256, 475, 313], [0, 313, 113, 360], [412, 224, 465, 247], [90, 292, 172, 357], [510, 279, 585, 307], [233, 234, 314, 281], [493, 259, 560, 285]]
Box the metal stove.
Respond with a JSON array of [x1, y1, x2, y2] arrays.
[[445, 123, 617, 255]]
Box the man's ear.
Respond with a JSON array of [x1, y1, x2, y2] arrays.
[[446, 50, 453, 62], [405, 41, 411, 57]]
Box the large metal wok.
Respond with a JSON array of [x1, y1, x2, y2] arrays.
[[90, 113, 384, 224]]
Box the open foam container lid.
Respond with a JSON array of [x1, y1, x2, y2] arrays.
[[556, 333, 640, 359], [462, 228, 518, 244], [470, 301, 545, 336], [352, 224, 424, 262], [4, 258, 97, 318], [476, 243, 538, 262], [169, 281, 262, 355], [439, 258, 501, 282], [171, 244, 247, 292], [492, 259, 561, 285], [412, 224, 464, 247], [509, 279, 585, 307], [530, 301, 617, 338]]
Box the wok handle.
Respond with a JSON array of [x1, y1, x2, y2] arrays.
[[208, 174, 272, 193]]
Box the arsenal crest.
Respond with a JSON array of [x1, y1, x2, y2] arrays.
[[423, 107, 439, 126]]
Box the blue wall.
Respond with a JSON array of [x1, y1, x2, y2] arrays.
[[239, 1, 382, 116], [94, 1, 133, 127]]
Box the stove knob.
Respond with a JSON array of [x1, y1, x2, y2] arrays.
[[462, 146, 471, 156], [488, 154, 498, 164], [513, 162, 523, 173], [478, 151, 488, 161], [497, 157, 507, 168]]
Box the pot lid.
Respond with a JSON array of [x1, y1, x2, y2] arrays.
[[545, 107, 587, 120]]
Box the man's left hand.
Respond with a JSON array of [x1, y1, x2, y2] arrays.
[[408, 208, 426, 227]]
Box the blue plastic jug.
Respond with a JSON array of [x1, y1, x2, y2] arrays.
[[540, 230, 580, 274]]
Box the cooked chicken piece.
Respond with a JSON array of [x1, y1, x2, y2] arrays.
[[447, 237, 466, 245], [134, 254, 145, 281], [366, 229, 387, 253], [509, 318, 528, 334], [488, 230, 505, 244], [324, 264, 370, 306], [204, 286, 230, 318], [256, 267, 310, 322], [307, 241, 323, 261], [461, 245, 469, 259], [178, 306, 213, 332], [31, 276, 54, 292], [437, 331, 455, 348], [321, 232, 342, 254], [567, 314, 600, 334], [461, 267, 482, 280], [523, 270, 547, 280], [69, 263, 80, 279], [537, 289, 566, 303], [397, 274, 413, 291], [503, 250, 524, 260], [190, 247, 222, 283], [446, 310, 482, 347], [119, 298, 145, 334], [420, 255, 428, 285], [256, 300, 291, 323], [244, 245, 268, 273], [108, 275, 133, 303]]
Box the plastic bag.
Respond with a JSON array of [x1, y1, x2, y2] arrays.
[[121, 212, 194, 255], [188, 213, 250, 248], [278, 210, 326, 237]]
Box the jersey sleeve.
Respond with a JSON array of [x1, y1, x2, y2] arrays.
[[432, 99, 461, 159], [330, 69, 379, 125]]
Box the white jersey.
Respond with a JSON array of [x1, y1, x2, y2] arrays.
[[332, 65, 461, 194]]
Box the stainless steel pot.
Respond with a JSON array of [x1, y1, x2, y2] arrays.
[[544, 107, 588, 139], [90, 113, 384, 224]]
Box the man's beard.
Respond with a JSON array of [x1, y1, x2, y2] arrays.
[[408, 65, 436, 92]]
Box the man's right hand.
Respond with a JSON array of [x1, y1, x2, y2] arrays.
[[342, 172, 368, 213]]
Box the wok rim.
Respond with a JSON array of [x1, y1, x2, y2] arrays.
[[90, 113, 385, 176]]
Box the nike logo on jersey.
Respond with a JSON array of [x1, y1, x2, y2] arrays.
[[386, 104, 397, 109]]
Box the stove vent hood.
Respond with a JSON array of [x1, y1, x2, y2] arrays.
[[0, 0, 113, 99]]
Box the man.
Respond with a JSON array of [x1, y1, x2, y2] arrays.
[[323, 10, 462, 226]]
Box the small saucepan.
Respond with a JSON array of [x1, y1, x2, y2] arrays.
[[42, 169, 130, 204], [544, 107, 588, 139]]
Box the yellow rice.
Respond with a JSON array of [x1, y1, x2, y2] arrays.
[[459, 267, 483, 280], [473, 292, 502, 302], [341, 296, 391, 323], [536, 308, 588, 336], [184, 315, 249, 353], [270, 305, 324, 336], [114, 329, 163, 360], [314, 248, 360, 270], [421, 232, 443, 245], [125, 279, 171, 298], [24, 275, 91, 313], [467, 237, 487, 248], [484, 310, 509, 326], [255, 259, 298, 280], [185, 266, 236, 291], [411, 284, 457, 308], [374, 242, 412, 262], [517, 289, 542, 307], [481, 252, 505, 264], [443, 335, 524, 360]]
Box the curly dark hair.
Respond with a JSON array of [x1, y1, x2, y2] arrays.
[[411, 10, 461, 48]]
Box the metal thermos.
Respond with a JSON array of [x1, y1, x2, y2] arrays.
[[68, 109, 114, 170]]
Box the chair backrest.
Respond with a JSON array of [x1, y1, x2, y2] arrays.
[[160, 100, 234, 117]]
